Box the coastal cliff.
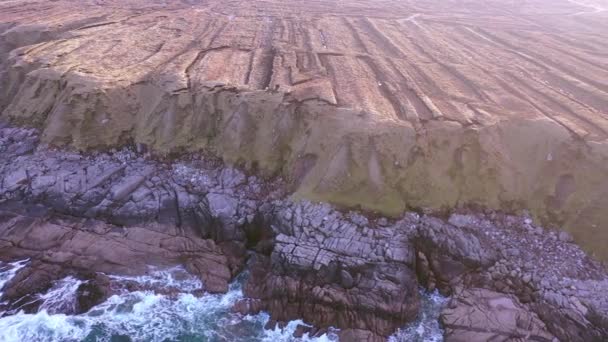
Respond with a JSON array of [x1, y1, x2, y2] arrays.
[[2, 0, 608, 257], [1, 0, 608, 340], [1, 124, 608, 340]]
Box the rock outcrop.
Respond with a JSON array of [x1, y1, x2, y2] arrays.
[[243, 201, 421, 339], [3, 124, 608, 340], [1, 0, 607, 258], [0, 201, 232, 314], [440, 288, 555, 341], [415, 212, 608, 341], [1, 0, 608, 334]]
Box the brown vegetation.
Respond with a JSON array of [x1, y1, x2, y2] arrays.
[[1, 0, 607, 257]]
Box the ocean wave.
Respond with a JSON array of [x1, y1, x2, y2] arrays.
[[0, 261, 444, 341], [388, 289, 448, 342], [38, 277, 85, 314], [0, 262, 339, 342], [0, 259, 29, 296]]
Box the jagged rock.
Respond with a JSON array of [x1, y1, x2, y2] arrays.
[[292, 324, 312, 338], [338, 329, 384, 342], [110, 174, 148, 201], [533, 292, 607, 342], [206, 193, 239, 221], [75, 273, 111, 313], [243, 202, 421, 337], [202, 192, 246, 242], [340, 269, 354, 288], [414, 216, 497, 294], [232, 298, 263, 315], [2, 168, 28, 191], [1, 0, 608, 260], [1, 125, 608, 340], [245, 254, 421, 338], [0, 202, 232, 307], [440, 288, 555, 341]]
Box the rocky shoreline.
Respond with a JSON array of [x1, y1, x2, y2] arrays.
[[1, 122, 608, 341], [2, 0, 608, 260]]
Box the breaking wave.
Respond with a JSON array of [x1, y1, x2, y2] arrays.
[[388, 289, 448, 342], [0, 261, 445, 341], [0, 263, 338, 341], [0, 259, 28, 296]]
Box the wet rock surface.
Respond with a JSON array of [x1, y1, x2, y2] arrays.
[[0, 202, 232, 314], [1, 124, 608, 340]]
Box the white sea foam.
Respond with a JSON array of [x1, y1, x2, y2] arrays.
[[0, 261, 444, 341], [0, 259, 30, 316], [259, 316, 339, 342], [108, 266, 203, 293], [38, 276, 84, 314], [0, 259, 29, 295], [0, 264, 340, 342], [388, 289, 448, 342]]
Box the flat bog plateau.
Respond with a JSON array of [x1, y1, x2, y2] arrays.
[[1, 0, 607, 258]]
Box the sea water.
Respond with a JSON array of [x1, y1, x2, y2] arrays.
[[388, 289, 448, 342], [0, 261, 446, 341]]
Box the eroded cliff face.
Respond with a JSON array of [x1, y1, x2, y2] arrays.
[[1, 0, 608, 257], [1, 125, 608, 341]]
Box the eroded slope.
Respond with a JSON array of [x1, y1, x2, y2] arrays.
[[1, 0, 607, 256]]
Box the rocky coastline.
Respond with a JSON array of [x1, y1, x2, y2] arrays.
[[1, 122, 607, 341], [2, 0, 608, 261]]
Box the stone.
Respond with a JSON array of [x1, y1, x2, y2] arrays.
[[292, 324, 312, 338], [448, 214, 475, 228], [219, 168, 246, 188], [110, 175, 147, 201], [206, 193, 238, 220], [243, 203, 421, 338], [232, 298, 263, 315], [31, 175, 56, 190], [440, 288, 555, 341], [338, 329, 384, 342], [0, 203, 231, 312], [340, 270, 354, 288], [76, 274, 111, 313], [1, 125, 608, 340], [2, 168, 28, 191]]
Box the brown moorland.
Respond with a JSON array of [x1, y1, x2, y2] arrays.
[[1, 0, 607, 257]]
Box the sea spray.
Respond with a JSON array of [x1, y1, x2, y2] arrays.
[[0, 259, 30, 316], [0, 260, 28, 295], [388, 289, 448, 342], [38, 277, 84, 314], [0, 261, 445, 341], [0, 263, 339, 342]]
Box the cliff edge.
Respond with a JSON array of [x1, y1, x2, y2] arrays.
[[1, 0, 608, 257]]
